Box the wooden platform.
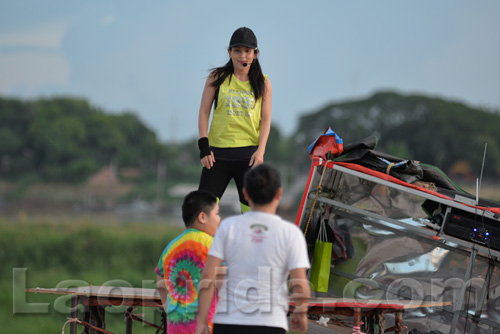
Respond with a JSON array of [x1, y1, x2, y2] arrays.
[[26, 287, 451, 334]]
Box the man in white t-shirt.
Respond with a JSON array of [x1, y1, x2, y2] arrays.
[[195, 163, 311, 334]]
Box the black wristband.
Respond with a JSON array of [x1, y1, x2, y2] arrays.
[[198, 137, 211, 159]]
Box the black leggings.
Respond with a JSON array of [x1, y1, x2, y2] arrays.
[[198, 160, 251, 207], [213, 324, 286, 334]]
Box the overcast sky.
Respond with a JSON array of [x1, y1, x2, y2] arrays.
[[1, 1, 499, 143]]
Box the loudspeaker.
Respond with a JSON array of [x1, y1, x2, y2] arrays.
[[443, 208, 500, 251]]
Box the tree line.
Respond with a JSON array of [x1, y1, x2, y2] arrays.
[[293, 91, 500, 180], [0, 97, 292, 185], [1, 92, 499, 186], [0, 97, 164, 182]]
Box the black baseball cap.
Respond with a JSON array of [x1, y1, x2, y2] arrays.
[[229, 27, 258, 50]]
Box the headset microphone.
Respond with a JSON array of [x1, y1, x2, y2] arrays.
[[243, 63, 248, 67]]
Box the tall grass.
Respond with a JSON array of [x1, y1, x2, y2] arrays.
[[1, 217, 184, 333]]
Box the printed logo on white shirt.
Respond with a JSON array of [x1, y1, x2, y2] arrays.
[[249, 224, 268, 243]]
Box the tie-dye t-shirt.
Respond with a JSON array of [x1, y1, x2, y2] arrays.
[[155, 228, 217, 334]]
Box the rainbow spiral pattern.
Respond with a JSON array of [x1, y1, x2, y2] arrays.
[[156, 229, 215, 333], [165, 239, 208, 305]]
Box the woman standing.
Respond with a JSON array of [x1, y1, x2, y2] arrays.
[[198, 27, 272, 213]]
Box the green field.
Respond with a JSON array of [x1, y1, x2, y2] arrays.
[[1, 216, 184, 334]]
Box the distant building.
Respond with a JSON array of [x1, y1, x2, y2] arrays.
[[449, 161, 474, 181]]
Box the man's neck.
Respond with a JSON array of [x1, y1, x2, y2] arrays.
[[251, 203, 278, 215]]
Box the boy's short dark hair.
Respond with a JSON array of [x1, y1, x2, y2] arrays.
[[243, 164, 281, 205], [182, 190, 218, 227]]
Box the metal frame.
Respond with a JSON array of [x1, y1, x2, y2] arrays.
[[299, 163, 500, 333]]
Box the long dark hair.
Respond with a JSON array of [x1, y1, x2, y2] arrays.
[[209, 50, 266, 100]]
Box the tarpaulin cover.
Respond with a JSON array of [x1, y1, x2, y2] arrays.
[[332, 135, 500, 212]]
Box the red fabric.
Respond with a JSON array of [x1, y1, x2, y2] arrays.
[[309, 128, 344, 160], [309, 137, 343, 160]]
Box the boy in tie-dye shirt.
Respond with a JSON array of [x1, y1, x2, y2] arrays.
[[156, 190, 220, 334]]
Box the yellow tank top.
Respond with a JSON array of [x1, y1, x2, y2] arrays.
[[208, 74, 266, 148]]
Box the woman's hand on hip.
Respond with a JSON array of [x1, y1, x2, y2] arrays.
[[249, 150, 264, 167], [201, 152, 215, 169]]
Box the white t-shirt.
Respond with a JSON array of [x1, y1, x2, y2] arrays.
[[209, 211, 310, 330]]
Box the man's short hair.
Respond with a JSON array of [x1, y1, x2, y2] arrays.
[[243, 164, 281, 205], [182, 190, 218, 227]]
